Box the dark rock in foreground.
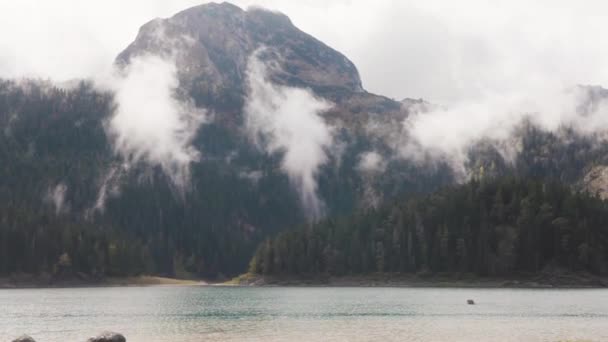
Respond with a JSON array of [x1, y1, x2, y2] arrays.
[[87, 332, 126, 342], [12, 335, 35, 342]]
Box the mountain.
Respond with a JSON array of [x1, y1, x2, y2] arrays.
[[2, 2, 608, 281], [0, 3, 449, 280], [116, 2, 363, 106], [114, 2, 411, 141]]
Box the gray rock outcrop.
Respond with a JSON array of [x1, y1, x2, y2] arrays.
[[114, 2, 410, 128], [582, 165, 608, 199], [87, 331, 126, 342], [116, 2, 363, 109]]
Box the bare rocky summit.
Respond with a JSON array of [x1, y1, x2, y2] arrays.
[[117, 2, 364, 106], [115, 2, 410, 129]]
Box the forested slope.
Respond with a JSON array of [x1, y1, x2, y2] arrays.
[[249, 177, 608, 277]]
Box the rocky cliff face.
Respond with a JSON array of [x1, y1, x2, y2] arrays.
[[582, 165, 608, 199], [116, 2, 365, 111], [115, 2, 417, 141]]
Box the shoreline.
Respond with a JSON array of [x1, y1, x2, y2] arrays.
[[4, 272, 608, 289], [226, 272, 608, 289], [0, 275, 206, 289]]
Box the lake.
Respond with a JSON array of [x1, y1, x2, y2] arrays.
[[1, 286, 607, 341]]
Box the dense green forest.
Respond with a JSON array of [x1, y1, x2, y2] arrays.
[[249, 177, 608, 277], [3, 78, 608, 281], [0, 79, 303, 278]]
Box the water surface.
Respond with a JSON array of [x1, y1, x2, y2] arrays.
[[1, 286, 607, 341]]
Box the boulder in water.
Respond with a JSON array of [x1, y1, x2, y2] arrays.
[[87, 332, 126, 342], [12, 335, 36, 342]]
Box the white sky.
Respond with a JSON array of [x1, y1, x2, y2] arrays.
[[2, 0, 608, 104]]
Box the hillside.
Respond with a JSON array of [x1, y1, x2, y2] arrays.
[[0, 3, 451, 279], [248, 177, 608, 281]]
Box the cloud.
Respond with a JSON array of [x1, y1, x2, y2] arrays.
[[355, 151, 387, 210], [5, 0, 608, 105], [244, 50, 333, 220], [45, 183, 69, 215], [90, 164, 126, 214], [398, 85, 608, 176], [0, 0, 203, 81], [239, 170, 264, 184], [101, 54, 206, 191], [332, 0, 608, 104], [357, 151, 387, 175]]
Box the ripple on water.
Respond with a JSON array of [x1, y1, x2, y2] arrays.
[[1, 287, 607, 342]]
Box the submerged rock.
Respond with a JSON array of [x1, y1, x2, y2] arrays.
[[87, 332, 126, 342], [12, 336, 36, 342]]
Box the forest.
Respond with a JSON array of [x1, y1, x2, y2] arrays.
[[3, 78, 608, 281], [0, 78, 452, 279], [249, 177, 608, 277], [0, 79, 283, 279]]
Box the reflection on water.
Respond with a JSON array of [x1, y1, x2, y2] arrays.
[[1, 286, 607, 341]]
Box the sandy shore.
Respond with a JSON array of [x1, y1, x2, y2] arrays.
[[0, 275, 206, 289], [105, 276, 205, 286]]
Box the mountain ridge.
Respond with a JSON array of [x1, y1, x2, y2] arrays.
[[116, 2, 366, 109]]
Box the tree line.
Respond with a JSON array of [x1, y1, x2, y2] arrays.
[[249, 177, 608, 276]]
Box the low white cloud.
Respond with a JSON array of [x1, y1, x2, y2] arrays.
[[356, 151, 386, 210], [239, 170, 264, 184], [4, 0, 608, 105], [357, 151, 387, 174], [399, 85, 608, 176], [101, 55, 206, 191], [244, 50, 333, 221], [46, 183, 68, 215], [90, 164, 126, 214]]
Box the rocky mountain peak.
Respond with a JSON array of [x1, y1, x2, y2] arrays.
[[116, 2, 363, 110]]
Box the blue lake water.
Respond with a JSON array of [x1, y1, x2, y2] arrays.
[[1, 286, 607, 341]]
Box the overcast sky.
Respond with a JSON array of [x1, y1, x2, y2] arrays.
[[2, 0, 608, 104]]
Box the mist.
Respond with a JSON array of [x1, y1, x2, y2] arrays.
[[357, 151, 387, 175], [398, 85, 608, 177], [46, 183, 69, 215], [102, 55, 206, 192], [244, 51, 334, 220], [5, 1, 608, 105]]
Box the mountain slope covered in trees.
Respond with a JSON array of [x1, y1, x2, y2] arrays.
[[3, 3, 608, 282], [0, 3, 454, 279]]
